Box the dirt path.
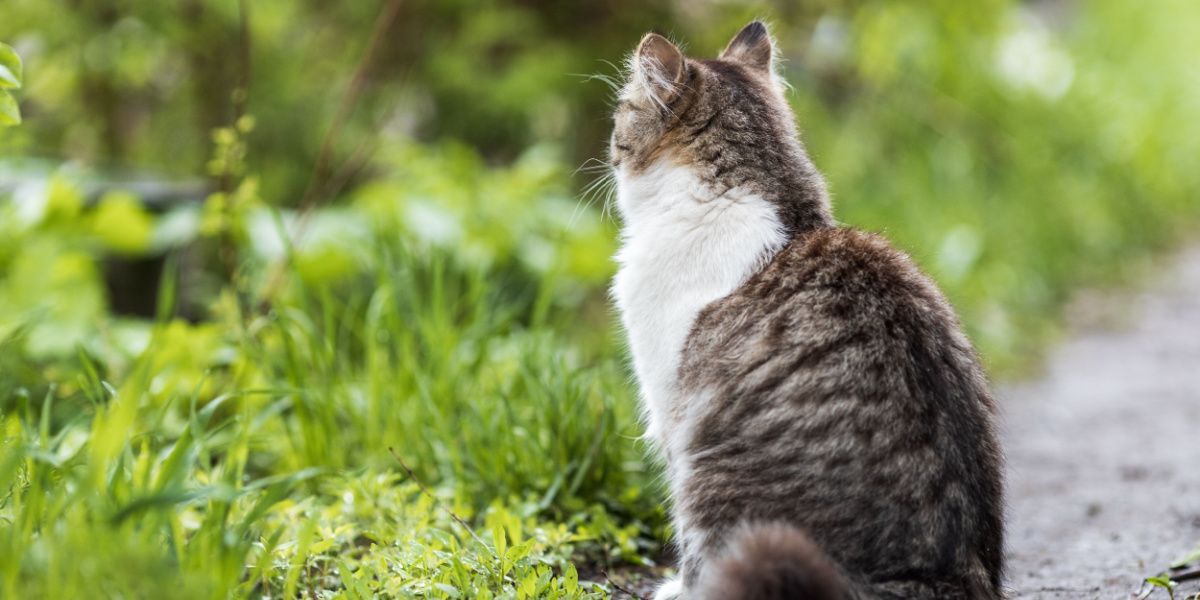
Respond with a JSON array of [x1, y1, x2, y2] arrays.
[[1003, 247, 1200, 599]]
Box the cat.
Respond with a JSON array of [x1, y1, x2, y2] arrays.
[[609, 21, 1005, 600]]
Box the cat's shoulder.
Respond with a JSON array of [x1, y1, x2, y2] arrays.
[[750, 226, 936, 300], [689, 226, 956, 353]]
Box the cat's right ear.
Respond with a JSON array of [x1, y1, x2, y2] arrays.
[[629, 33, 685, 109], [721, 21, 774, 72]]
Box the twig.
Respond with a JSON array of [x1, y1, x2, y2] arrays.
[[1170, 565, 1200, 583], [235, 0, 252, 117], [297, 0, 403, 214], [601, 570, 646, 600], [386, 447, 494, 557], [314, 135, 378, 203], [255, 0, 404, 313]]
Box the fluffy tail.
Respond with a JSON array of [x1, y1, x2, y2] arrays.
[[696, 523, 992, 600], [696, 523, 850, 600]]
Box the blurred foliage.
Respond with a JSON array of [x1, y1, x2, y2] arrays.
[[0, 43, 21, 125], [3, 0, 1200, 597], [0, 0, 674, 202]]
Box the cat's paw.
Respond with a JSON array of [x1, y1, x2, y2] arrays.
[[652, 577, 683, 600]]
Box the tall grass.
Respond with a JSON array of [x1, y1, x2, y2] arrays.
[[0, 242, 656, 598], [248, 247, 649, 513]]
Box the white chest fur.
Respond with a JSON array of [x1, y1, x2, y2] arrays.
[[611, 161, 786, 450]]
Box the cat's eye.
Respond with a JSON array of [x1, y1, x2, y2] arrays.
[[615, 144, 632, 152]]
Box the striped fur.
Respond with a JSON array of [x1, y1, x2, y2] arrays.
[[609, 21, 1005, 600]]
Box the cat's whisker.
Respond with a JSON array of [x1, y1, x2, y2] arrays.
[[570, 167, 617, 228], [598, 177, 618, 225], [572, 157, 610, 177], [599, 59, 624, 74], [569, 71, 622, 94], [579, 172, 610, 200]]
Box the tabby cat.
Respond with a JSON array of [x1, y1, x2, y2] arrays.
[[609, 21, 1005, 600]]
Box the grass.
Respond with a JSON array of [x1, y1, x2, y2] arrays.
[[0, 238, 660, 599], [4, 0, 1200, 597], [0, 134, 661, 597]]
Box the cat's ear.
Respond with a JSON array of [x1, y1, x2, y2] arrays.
[[721, 21, 774, 72], [631, 33, 685, 108]]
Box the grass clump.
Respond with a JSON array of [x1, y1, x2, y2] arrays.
[[0, 148, 660, 597], [0, 244, 660, 598]]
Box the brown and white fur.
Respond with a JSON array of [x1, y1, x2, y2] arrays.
[[609, 22, 1004, 600]]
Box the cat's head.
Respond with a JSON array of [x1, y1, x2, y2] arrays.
[[610, 22, 830, 234]]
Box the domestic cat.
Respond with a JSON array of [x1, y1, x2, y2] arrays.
[[609, 21, 1004, 599]]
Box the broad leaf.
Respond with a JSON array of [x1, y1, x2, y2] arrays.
[[0, 43, 20, 89], [0, 66, 18, 90], [0, 91, 18, 126]]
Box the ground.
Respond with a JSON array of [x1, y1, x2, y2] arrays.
[[1005, 246, 1200, 599]]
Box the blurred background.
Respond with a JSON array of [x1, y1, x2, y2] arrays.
[[1, 0, 1199, 597]]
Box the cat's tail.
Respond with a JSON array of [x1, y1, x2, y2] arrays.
[[696, 523, 850, 600], [696, 522, 995, 600]]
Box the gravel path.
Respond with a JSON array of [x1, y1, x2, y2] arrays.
[[1003, 246, 1200, 599]]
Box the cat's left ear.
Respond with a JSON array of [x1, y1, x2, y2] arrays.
[[721, 21, 774, 72], [630, 33, 686, 108]]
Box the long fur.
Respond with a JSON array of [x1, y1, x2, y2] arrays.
[[697, 523, 848, 600], [609, 21, 1005, 600], [611, 162, 786, 450]]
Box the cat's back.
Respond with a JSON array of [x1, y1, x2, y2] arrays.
[[681, 226, 985, 402], [677, 226, 1004, 593]]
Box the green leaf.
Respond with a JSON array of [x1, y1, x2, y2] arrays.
[[562, 563, 578, 593], [109, 488, 203, 524], [491, 525, 507, 557], [338, 558, 371, 600], [0, 43, 20, 89], [433, 583, 462, 598], [1146, 573, 1178, 600], [504, 541, 532, 566], [1170, 544, 1200, 569], [0, 66, 18, 90], [0, 91, 18, 126]]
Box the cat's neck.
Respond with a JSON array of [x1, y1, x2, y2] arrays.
[[750, 135, 836, 236]]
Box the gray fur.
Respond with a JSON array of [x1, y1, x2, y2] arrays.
[[610, 21, 1005, 600]]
